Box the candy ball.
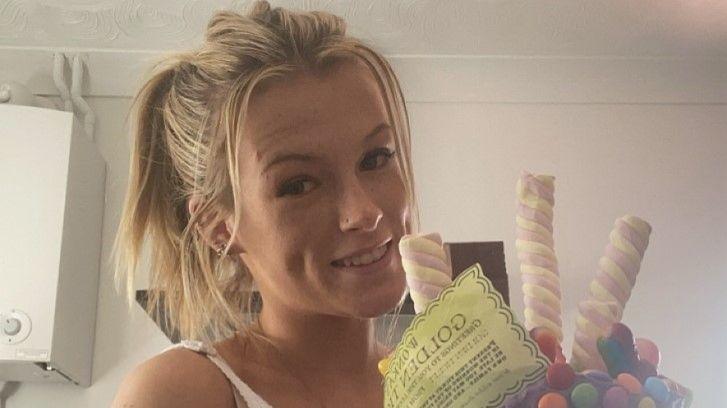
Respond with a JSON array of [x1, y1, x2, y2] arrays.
[[609, 323, 637, 362], [546, 362, 575, 390], [632, 360, 658, 383], [597, 337, 631, 377], [637, 396, 657, 408], [602, 386, 629, 408], [644, 377, 670, 403], [635, 338, 661, 367], [538, 392, 568, 408], [616, 373, 642, 394], [530, 327, 564, 363], [570, 382, 599, 408], [377, 356, 391, 376]]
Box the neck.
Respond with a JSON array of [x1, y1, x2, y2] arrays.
[[253, 300, 388, 377]]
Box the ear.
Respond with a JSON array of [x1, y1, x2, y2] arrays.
[[187, 195, 243, 255], [404, 205, 413, 234]]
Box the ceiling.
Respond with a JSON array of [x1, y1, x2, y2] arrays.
[[1, 0, 726, 58]]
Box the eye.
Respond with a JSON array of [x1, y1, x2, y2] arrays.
[[277, 177, 316, 197], [360, 147, 396, 171], [276, 148, 396, 198]]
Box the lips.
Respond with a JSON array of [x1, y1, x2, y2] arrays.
[[331, 238, 392, 266], [331, 239, 394, 270]]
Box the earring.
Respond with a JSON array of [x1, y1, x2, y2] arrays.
[[215, 243, 225, 257]]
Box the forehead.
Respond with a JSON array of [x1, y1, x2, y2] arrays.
[[242, 59, 389, 159]]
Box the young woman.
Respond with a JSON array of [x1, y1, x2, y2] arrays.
[[111, 1, 420, 407]]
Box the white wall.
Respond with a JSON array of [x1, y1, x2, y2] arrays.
[[2, 55, 725, 406]]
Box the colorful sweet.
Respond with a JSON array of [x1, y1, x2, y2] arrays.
[[616, 373, 642, 394], [638, 397, 657, 408], [632, 359, 658, 383], [572, 300, 621, 371], [572, 215, 652, 371], [608, 323, 638, 365], [597, 337, 632, 378], [501, 322, 692, 407], [398, 232, 452, 314], [538, 392, 569, 408], [516, 171, 563, 342], [602, 385, 629, 407], [546, 362, 576, 390], [531, 327, 566, 363], [635, 338, 661, 368], [570, 383, 599, 408], [644, 377, 670, 403], [377, 356, 390, 376]]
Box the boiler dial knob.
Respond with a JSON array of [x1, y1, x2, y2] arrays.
[[2, 317, 21, 336]]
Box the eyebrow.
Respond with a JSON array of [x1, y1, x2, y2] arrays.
[[261, 122, 392, 174]]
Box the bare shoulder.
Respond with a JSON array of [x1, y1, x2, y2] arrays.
[[111, 347, 236, 408]]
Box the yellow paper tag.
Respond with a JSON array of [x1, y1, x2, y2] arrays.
[[383, 263, 548, 408]]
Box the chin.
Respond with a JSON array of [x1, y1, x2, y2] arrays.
[[348, 272, 408, 318]]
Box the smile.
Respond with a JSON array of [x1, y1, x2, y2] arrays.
[[331, 240, 392, 268]]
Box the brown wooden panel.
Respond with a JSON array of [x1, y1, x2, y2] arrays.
[[445, 241, 509, 304]]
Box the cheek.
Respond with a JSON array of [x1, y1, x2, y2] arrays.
[[383, 170, 409, 218], [270, 205, 328, 268]]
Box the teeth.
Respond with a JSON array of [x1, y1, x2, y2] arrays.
[[338, 243, 387, 267]]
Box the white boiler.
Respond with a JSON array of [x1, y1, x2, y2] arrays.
[[0, 104, 106, 387]]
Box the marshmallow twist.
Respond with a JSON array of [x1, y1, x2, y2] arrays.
[[379, 232, 452, 376], [587, 215, 652, 317], [399, 232, 452, 314], [571, 215, 652, 370], [516, 171, 563, 342]]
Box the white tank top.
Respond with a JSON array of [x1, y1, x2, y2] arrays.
[[162, 340, 274, 408]]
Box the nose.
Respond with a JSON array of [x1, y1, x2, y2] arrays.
[[338, 179, 383, 232]]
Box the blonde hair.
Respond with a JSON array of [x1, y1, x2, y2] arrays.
[[111, 0, 420, 345]]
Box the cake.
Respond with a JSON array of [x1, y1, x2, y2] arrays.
[[506, 171, 691, 406], [378, 171, 692, 407]]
